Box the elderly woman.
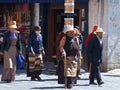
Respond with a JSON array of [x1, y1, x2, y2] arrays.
[[0, 21, 22, 83], [58, 25, 79, 89], [28, 26, 45, 81]]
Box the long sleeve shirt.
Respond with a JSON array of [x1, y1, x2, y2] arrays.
[[28, 33, 43, 54]]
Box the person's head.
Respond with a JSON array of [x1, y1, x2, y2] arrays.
[[8, 21, 17, 32], [92, 24, 99, 33], [17, 23, 22, 28], [94, 27, 105, 39], [63, 25, 75, 37], [33, 26, 41, 35]]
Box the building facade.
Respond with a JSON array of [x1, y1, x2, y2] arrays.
[[0, 0, 120, 71]]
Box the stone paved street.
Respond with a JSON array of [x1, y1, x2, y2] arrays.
[[0, 62, 120, 90]]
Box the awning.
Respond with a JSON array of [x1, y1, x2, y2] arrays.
[[0, 0, 89, 3]]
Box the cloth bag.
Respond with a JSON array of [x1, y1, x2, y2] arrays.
[[16, 54, 25, 69]]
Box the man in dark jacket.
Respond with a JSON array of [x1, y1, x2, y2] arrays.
[[87, 27, 105, 86]]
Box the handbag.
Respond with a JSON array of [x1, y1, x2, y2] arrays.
[[16, 54, 25, 69]]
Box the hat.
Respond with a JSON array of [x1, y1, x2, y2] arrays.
[[94, 27, 105, 34], [63, 25, 74, 34], [74, 28, 80, 35], [9, 21, 17, 29], [92, 24, 99, 32]]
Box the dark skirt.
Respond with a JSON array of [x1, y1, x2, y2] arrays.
[[57, 60, 77, 84]]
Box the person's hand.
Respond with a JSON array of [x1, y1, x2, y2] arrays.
[[42, 50, 45, 56], [80, 55, 83, 60], [62, 53, 66, 58], [61, 49, 66, 58], [19, 51, 22, 54]]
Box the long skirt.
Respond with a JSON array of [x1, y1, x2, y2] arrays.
[[27, 54, 43, 77], [1, 46, 17, 81], [58, 57, 77, 84]]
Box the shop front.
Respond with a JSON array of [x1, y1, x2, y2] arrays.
[[0, 0, 89, 63]]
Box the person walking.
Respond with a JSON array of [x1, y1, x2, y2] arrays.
[[85, 24, 99, 71], [27, 26, 45, 81], [0, 20, 22, 83], [87, 27, 105, 85], [58, 25, 79, 89]]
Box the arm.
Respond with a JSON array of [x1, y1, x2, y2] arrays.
[[28, 35, 35, 56], [41, 35, 45, 56], [87, 38, 94, 64], [0, 33, 6, 55], [59, 36, 66, 57], [17, 32, 22, 53]]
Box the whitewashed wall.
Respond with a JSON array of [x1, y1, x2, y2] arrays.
[[107, 0, 120, 70], [88, 0, 120, 71]]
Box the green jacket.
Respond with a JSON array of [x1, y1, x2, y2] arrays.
[[0, 30, 22, 52]]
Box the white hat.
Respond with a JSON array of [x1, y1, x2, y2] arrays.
[[63, 25, 74, 34], [94, 27, 105, 34]]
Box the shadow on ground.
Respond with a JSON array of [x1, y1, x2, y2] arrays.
[[104, 74, 120, 77], [31, 86, 63, 89]]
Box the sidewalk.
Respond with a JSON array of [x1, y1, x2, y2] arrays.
[[0, 61, 120, 90]]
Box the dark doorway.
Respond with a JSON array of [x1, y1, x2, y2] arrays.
[[52, 9, 79, 56]]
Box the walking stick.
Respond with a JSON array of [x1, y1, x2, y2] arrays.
[[63, 55, 67, 90]]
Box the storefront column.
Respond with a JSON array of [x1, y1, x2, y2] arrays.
[[30, 3, 40, 29]]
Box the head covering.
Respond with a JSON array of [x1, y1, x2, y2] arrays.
[[92, 24, 99, 33], [94, 27, 105, 34], [9, 21, 17, 29], [63, 25, 74, 34], [74, 28, 80, 35]]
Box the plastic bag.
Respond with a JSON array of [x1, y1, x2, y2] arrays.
[[16, 54, 25, 69]]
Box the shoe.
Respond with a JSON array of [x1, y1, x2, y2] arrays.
[[36, 76, 42, 81], [31, 77, 36, 81], [98, 81, 104, 86], [89, 82, 97, 85], [77, 76, 81, 80], [67, 84, 72, 89], [6, 79, 11, 83]]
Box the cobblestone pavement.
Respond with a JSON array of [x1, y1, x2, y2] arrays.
[[0, 62, 120, 90]]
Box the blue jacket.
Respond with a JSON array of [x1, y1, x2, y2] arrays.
[[87, 35, 103, 65], [28, 33, 43, 54]]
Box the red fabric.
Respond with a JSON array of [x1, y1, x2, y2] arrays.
[[17, 26, 26, 35], [92, 25, 99, 33], [85, 24, 99, 47], [85, 33, 95, 48]]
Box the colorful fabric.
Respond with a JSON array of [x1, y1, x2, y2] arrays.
[[65, 57, 77, 77], [28, 54, 43, 76]]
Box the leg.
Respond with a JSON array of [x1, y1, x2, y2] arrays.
[[94, 65, 104, 85], [89, 64, 96, 84]]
